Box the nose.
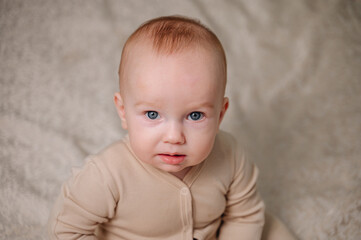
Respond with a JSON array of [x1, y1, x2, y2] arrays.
[[163, 121, 185, 145]]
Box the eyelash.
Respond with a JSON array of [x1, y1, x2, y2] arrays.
[[187, 112, 204, 121], [144, 111, 205, 121], [145, 111, 159, 120]]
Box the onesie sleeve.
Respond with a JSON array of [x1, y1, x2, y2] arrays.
[[218, 146, 265, 240], [48, 157, 118, 239]]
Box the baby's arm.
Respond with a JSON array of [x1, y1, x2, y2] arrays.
[[48, 158, 118, 239], [218, 149, 265, 240]]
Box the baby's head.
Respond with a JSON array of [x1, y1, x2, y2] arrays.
[[114, 16, 229, 179]]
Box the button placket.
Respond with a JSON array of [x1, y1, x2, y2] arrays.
[[180, 187, 189, 195], [180, 186, 193, 239]]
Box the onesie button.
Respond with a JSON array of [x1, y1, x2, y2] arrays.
[[180, 187, 189, 195]]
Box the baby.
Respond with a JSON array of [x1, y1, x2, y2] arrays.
[[49, 16, 292, 240]]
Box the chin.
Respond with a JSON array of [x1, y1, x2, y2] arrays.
[[159, 164, 186, 173]]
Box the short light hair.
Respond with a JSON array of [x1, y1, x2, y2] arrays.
[[118, 16, 227, 93]]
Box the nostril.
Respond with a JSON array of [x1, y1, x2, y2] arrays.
[[163, 134, 185, 144], [163, 124, 186, 144]]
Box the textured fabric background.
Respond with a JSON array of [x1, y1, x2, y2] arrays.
[[1, 0, 360, 239]]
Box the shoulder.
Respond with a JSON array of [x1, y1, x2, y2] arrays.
[[215, 130, 237, 148], [213, 130, 241, 159], [74, 136, 133, 199], [88, 135, 132, 170], [211, 130, 247, 176], [94, 136, 130, 161]]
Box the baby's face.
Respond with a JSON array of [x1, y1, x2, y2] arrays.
[[115, 45, 228, 179]]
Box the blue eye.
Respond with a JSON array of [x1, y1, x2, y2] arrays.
[[188, 112, 203, 121], [146, 111, 159, 120]]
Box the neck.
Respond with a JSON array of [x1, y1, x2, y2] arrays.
[[170, 167, 192, 180]]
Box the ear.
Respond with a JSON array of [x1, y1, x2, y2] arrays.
[[114, 92, 128, 129], [218, 97, 229, 127]]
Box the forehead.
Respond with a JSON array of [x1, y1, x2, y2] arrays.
[[120, 44, 225, 107], [124, 42, 224, 91]]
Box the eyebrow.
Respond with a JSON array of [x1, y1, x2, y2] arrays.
[[134, 101, 161, 108], [135, 101, 215, 110], [191, 102, 215, 110]]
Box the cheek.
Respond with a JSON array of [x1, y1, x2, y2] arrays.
[[128, 125, 154, 147], [127, 120, 159, 154], [189, 130, 217, 159], [128, 133, 155, 164]]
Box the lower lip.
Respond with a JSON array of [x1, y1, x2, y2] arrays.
[[159, 154, 186, 165]]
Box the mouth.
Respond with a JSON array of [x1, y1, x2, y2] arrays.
[[158, 153, 186, 165]]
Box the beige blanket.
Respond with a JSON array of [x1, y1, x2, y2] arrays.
[[1, 0, 360, 239]]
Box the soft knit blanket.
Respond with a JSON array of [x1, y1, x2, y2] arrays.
[[1, 0, 360, 239]]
